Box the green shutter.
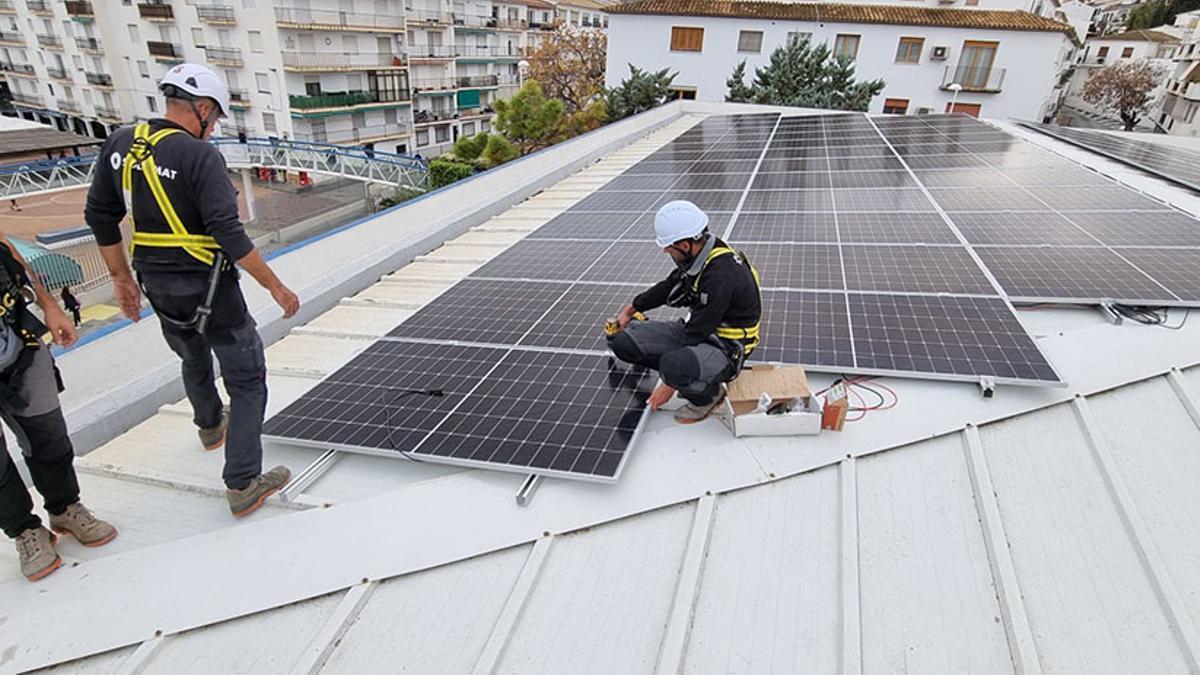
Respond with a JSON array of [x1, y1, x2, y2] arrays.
[[457, 89, 481, 108]]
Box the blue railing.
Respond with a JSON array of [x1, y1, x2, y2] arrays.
[[0, 153, 98, 175]]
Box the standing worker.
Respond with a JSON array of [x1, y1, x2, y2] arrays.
[[60, 285, 81, 327], [0, 235, 116, 581], [607, 200, 762, 424], [84, 64, 300, 518]]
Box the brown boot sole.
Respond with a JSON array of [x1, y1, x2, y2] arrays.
[[51, 526, 119, 548], [203, 430, 227, 452], [25, 554, 62, 581], [231, 486, 281, 519], [674, 397, 726, 425]]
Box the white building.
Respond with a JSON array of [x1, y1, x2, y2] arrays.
[[606, 0, 1077, 119], [1062, 28, 1180, 128], [0, 0, 607, 156], [1089, 0, 1147, 36], [1159, 9, 1200, 135]]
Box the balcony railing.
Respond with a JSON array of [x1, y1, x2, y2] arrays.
[[495, 17, 527, 29], [0, 1, 15, 13], [37, 34, 63, 49], [458, 106, 494, 119], [147, 41, 184, 61], [205, 46, 243, 67], [454, 13, 497, 27], [75, 36, 102, 52], [457, 74, 499, 88], [281, 51, 406, 71], [137, 2, 175, 20], [456, 45, 521, 58], [413, 109, 457, 124], [296, 122, 413, 144], [86, 72, 113, 87], [0, 31, 23, 45], [11, 92, 44, 107], [46, 65, 70, 80], [25, 0, 50, 13], [56, 99, 80, 114], [405, 8, 453, 23], [289, 90, 410, 110], [0, 62, 35, 75], [65, 1, 93, 17], [409, 44, 459, 58], [274, 7, 405, 30], [1186, 81, 1200, 101], [497, 72, 520, 85], [196, 4, 236, 24], [411, 77, 457, 91], [940, 64, 1006, 93], [228, 88, 250, 108], [94, 105, 121, 121]]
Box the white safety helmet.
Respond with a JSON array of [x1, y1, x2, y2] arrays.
[[159, 63, 231, 118], [654, 200, 710, 247]]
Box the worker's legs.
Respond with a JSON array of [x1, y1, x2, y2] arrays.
[[209, 319, 267, 491], [658, 344, 734, 406], [142, 273, 224, 431], [607, 320, 689, 370]]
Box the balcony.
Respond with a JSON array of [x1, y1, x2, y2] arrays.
[[25, 0, 51, 14], [46, 65, 71, 81], [289, 90, 411, 111], [281, 51, 407, 72], [456, 45, 522, 60], [11, 92, 44, 107], [411, 77, 458, 92], [274, 7, 405, 31], [0, 31, 23, 46], [138, 2, 175, 21], [196, 4, 236, 24], [85, 72, 113, 88], [56, 99, 80, 114], [405, 8, 453, 24], [457, 74, 499, 88], [0, 1, 14, 14], [413, 109, 457, 124], [75, 36, 103, 53], [65, 1, 93, 18], [297, 122, 413, 145], [94, 105, 121, 121], [0, 62, 35, 76], [1186, 81, 1200, 101], [409, 44, 459, 59], [147, 41, 184, 63], [228, 88, 250, 109], [458, 106, 494, 119], [940, 64, 1006, 93], [37, 34, 63, 49], [496, 17, 528, 30], [455, 13, 497, 28], [205, 46, 243, 67]]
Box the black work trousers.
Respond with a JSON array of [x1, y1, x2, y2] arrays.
[[141, 271, 267, 490], [0, 346, 79, 538], [607, 320, 735, 406]]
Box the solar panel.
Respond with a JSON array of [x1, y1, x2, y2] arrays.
[[841, 245, 996, 295], [521, 283, 688, 352], [728, 213, 840, 243], [1019, 122, 1200, 193], [387, 279, 570, 344], [836, 212, 960, 244], [753, 290, 854, 368], [949, 212, 1098, 246], [973, 246, 1172, 303]]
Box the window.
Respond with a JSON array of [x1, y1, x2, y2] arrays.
[[670, 26, 703, 52], [787, 31, 812, 45], [668, 87, 697, 100], [1121, 46, 1134, 58], [128, 24, 140, 43], [146, 96, 157, 113], [435, 125, 449, 143], [416, 129, 429, 146], [945, 101, 982, 117], [833, 34, 860, 60], [462, 121, 475, 135], [255, 72, 270, 93], [1097, 46, 1109, 62], [137, 60, 149, 78], [192, 27, 204, 47], [262, 111, 276, 133], [481, 120, 490, 131], [896, 37, 923, 64], [737, 30, 763, 53], [248, 30, 263, 53], [882, 98, 909, 114]]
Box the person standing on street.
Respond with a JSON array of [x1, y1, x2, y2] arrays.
[[85, 64, 301, 518], [60, 285, 81, 327]]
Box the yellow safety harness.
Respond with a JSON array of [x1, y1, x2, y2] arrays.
[[122, 123, 221, 266], [691, 245, 762, 354]]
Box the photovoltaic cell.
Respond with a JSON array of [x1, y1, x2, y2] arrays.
[[387, 279, 570, 344], [728, 212, 839, 243], [525, 212, 646, 240], [470, 240, 609, 281], [1024, 186, 1170, 211], [737, 243, 843, 290], [753, 290, 854, 368], [742, 190, 835, 212], [832, 189, 936, 212], [521, 283, 687, 352], [974, 246, 1172, 302], [1069, 211, 1200, 247], [948, 212, 1099, 246], [1020, 122, 1200, 193], [1112, 248, 1200, 302], [927, 187, 1052, 212], [836, 212, 959, 244], [841, 245, 995, 295], [581, 242, 677, 285]]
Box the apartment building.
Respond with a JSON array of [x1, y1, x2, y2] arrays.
[[1, 0, 607, 156], [1158, 9, 1200, 135], [1062, 28, 1179, 128], [606, 0, 1077, 119]]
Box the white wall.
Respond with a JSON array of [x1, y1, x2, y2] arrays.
[[607, 14, 1068, 118]]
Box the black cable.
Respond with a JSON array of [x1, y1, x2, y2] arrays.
[[381, 387, 446, 462]]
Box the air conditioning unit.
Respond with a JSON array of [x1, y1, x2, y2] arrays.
[[931, 46, 949, 60], [917, 107, 934, 115]]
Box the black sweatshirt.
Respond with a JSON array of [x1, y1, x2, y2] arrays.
[[632, 238, 762, 345], [84, 119, 254, 273]]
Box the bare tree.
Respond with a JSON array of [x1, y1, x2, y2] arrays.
[[1082, 60, 1165, 131], [526, 25, 607, 117]]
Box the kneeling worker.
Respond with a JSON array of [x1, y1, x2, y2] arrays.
[[85, 64, 299, 517], [607, 200, 762, 424]]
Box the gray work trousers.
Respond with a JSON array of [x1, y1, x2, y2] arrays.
[[607, 320, 734, 406], [141, 272, 267, 490]]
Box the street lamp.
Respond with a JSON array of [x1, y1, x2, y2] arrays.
[[948, 83, 963, 114]]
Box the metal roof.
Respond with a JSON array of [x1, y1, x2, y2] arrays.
[[4, 104, 1200, 673]]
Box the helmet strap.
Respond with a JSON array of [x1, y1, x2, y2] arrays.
[[188, 99, 220, 138]]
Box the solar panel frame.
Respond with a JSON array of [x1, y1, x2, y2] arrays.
[[1019, 121, 1200, 193]]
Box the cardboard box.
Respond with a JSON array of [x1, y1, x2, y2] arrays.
[[720, 365, 822, 437]]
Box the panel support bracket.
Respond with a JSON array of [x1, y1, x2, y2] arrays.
[[515, 474, 542, 506], [978, 376, 996, 398]]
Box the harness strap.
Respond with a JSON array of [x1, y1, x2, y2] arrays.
[[691, 246, 763, 354]]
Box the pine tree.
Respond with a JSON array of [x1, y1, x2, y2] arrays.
[[725, 62, 753, 103], [493, 81, 566, 154], [605, 65, 677, 121], [726, 37, 886, 112]]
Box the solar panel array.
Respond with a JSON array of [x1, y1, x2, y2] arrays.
[[266, 111, 1200, 481], [1019, 121, 1200, 193]]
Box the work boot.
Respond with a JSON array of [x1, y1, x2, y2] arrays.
[[673, 394, 726, 425], [199, 406, 230, 451], [15, 526, 61, 582], [49, 502, 118, 548], [227, 465, 291, 518]]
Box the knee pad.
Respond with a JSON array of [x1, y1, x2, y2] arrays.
[[658, 348, 701, 389]]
